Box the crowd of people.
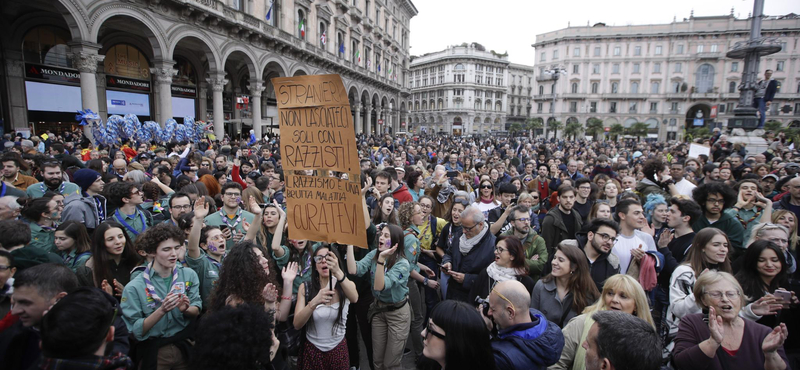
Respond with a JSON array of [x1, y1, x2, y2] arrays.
[[0, 126, 799, 370]]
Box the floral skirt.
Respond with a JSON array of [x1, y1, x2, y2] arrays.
[[297, 338, 349, 370]]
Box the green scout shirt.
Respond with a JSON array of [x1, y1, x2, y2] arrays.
[[724, 206, 768, 242], [59, 249, 92, 272], [185, 250, 221, 309], [500, 228, 548, 281], [121, 265, 202, 341], [355, 249, 410, 304], [204, 208, 255, 249], [28, 222, 56, 253], [112, 208, 151, 242], [26, 181, 81, 200], [403, 225, 421, 274]]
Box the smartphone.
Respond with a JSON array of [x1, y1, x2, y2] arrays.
[[438, 263, 450, 273], [774, 289, 792, 303], [446, 171, 459, 178]]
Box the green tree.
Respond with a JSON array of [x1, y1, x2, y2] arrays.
[[686, 127, 711, 142], [627, 122, 650, 142], [609, 124, 625, 141], [765, 120, 783, 133], [524, 118, 542, 139], [508, 122, 523, 136], [564, 122, 583, 141], [586, 118, 605, 140], [549, 120, 563, 139]]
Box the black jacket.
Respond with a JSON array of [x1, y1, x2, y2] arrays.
[[576, 232, 620, 292], [441, 226, 497, 302]]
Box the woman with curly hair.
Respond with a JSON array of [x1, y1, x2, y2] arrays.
[[120, 223, 202, 369], [208, 239, 278, 312], [635, 159, 679, 200], [346, 224, 410, 370], [192, 303, 280, 370], [294, 244, 358, 370]]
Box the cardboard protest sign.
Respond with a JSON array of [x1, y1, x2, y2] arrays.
[[272, 74, 367, 248]]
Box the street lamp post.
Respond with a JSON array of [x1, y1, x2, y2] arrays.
[[544, 67, 566, 140], [726, 0, 782, 129]]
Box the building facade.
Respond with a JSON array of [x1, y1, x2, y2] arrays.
[[506, 63, 535, 128], [407, 44, 511, 135], [532, 13, 800, 141], [0, 0, 417, 139]]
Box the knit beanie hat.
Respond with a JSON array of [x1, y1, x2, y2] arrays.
[[73, 168, 102, 193]]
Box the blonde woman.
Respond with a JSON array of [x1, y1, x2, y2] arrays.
[[550, 274, 654, 370], [772, 209, 799, 252]]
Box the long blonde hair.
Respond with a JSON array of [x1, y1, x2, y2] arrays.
[[772, 209, 798, 250], [582, 274, 655, 328]]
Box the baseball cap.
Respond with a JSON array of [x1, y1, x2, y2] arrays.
[[762, 174, 779, 182]]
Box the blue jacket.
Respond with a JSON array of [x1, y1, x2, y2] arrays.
[[492, 308, 565, 370]]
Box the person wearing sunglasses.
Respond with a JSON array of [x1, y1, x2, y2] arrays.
[[473, 181, 500, 220], [484, 280, 564, 370], [420, 300, 496, 370], [39, 287, 133, 369]]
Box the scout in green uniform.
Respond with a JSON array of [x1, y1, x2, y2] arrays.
[[346, 224, 411, 370], [500, 205, 548, 282], [107, 182, 152, 242], [25, 161, 81, 200], [53, 221, 93, 272], [185, 197, 226, 309], [121, 223, 201, 369], [203, 183, 255, 249], [20, 197, 61, 253]]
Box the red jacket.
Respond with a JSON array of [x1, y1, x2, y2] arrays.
[[392, 183, 413, 205]]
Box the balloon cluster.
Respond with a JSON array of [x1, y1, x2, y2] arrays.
[[79, 109, 207, 146]]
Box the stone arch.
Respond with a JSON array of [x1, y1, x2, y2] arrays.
[[89, 6, 168, 60], [221, 45, 260, 80], [168, 28, 222, 73], [624, 118, 638, 127]]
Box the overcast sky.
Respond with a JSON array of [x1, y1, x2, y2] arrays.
[[409, 0, 800, 64]]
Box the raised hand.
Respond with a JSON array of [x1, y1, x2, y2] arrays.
[[708, 306, 725, 344], [658, 229, 674, 249], [194, 197, 210, 220], [361, 176, 373, 196], [325, 252, 343, 278], [282, 262, 299, 283], [762, 323, 789, 353], [248, 196, 263, 215], [378, 244, 398, 261]]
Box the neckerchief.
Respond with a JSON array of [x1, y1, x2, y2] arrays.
[[41, 181, 66, 195], [0, 182, 5, 197], [219, 208, 243, 231], [86, 193, 105, 222], [735, 206, 762, 229], [142, 262, 179, 306], [114, 208, 146, 236], [207, 254, 222, 269], [299, 251, 312, 276]]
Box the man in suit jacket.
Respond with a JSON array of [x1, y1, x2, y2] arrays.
[[754, 69, 780, 129]]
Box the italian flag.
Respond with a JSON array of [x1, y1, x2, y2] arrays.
[[356, 50, 361, 64], [299, 19, 305, 38]]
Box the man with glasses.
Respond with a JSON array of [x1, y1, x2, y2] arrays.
[[164, 192, 192, 227], [108, 182, 153, 242], [441, 206, 496, 302], [62, 169, 107, 233], [573, 178, 595, 224], [204, 183, 255, 249], [25, 161, 81, 200], [773, 176, 800, 223], [485, 280, 564, 370], [268, 170, 285, 205], [692, 182, 745, 250], [576, 218, 621, 292], [500, 205, 548, 281]]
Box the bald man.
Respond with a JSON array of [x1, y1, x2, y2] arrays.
[[485, 280, 564, 370], [774, 176, 800, 223], [0, 196, 20, 220], [112, 159, 128, 180]]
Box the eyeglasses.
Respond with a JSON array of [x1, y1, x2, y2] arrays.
[[514, 217, 531, 223], [595, 232, 618, 243], [530, 196, 539, 200], [491, 288, 516, 313], [704, 290, 741, 300], [129, 189, 141, 197], [0, 265, 11, 271], [426, 320, 446, 340], [462, 223, 479, 232], [496, 246, 507, 253], [201, 163, 210, 167], [419, 203, 432, 209], [313, 255, 327, 263], [172, 205, 192, 211], [706, 198, 725, 205], [224, 192, 241, 198]]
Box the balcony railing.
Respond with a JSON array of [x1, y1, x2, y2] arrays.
[[696, 52, 721, 60], [533, 94, 555, 101]]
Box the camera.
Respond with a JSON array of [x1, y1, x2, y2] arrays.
[[475, 296, 490, 317]]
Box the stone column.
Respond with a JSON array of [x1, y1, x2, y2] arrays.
[[71, 49, 105, 142], [353, 100, 362, 133], [250, 80, 265, 140], [198, 82, 208, 121], [151, 61, 176, 123], [375, 107, 382, 134], [364, 101, 372, 135], [207, 74, 228, 139]]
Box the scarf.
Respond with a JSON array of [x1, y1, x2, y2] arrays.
[[485, 262, 520, 283], [459, 222, 488, 254], [437, 182, 456, 204]]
